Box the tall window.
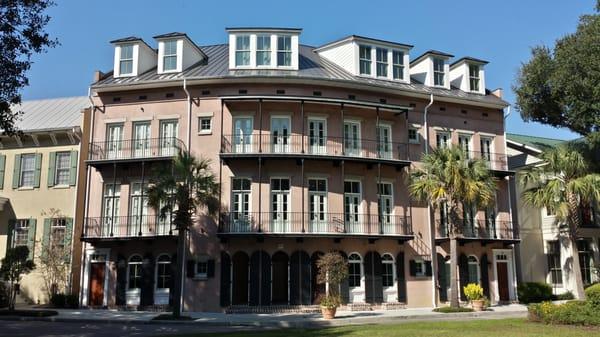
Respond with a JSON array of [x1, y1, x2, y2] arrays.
[[382, 254, 394, 287], [256, 35, 271, 66], [378, 183, 393, 232], [163, 40, 178, 71], [348, 253, 362, 287], [578, 240, 593, 285], [469, 64, 480, 91], [127, 255, 143, 290], [547, 241, 562, 285], [277, 36, 292, 66], [13, 219, 29, 247], [231, 178, 251, 230], [19, 154, 36, 187], [433, 58, 445, 86], [54, 152, 71, 186], [308, 178, 327, 224], [436, 132, 451, 149], [376, 48, 388, 77], [156, 254, 171, 290], [50, 218, 67, 249], [458, 134, 471, 158], [359, 45, 371, 75], [467, 255, 480, 284], [235, 35, 251, 66], [119, 44, 134, 75], [392, 51, 404, 80]]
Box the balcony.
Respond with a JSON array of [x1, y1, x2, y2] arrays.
[[219, 212, 413, 240], [220, 134, 411, 167], [87, 137, 186, 164], [435, 219, 518, 243], [81, 215, 177, 241], [469, 151, 512, 176]]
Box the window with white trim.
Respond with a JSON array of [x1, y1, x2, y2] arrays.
[[382, 254, 394, 287], [51, 218, 67, 249], [433, 58, 445, 86], [256, 35, 271, 66], [19, 154, 36, 187], [458, 134, 471, 158], [13, 219, 29, 247], [376, 47, 388, 77], [348, 253, 362, 287], [235, 35, 251, 66], [156, 254, 172, 289], [467, 255, 480, 284], [277, 36, 292, 66], [436, 131, 451, 149], [414, 258, 426, 277], [359, 45, 371, 75], [392, 51, 404, 80], [195, 259, 208, 279], [163, 40, 178, 72], [408, 127, 419, 144], [547, 241, 562, 285], [198, 117, 212, 133], [55, 152, 71, 186], [119, 44, 134, 75], [469, 64, 480, 92], [127, 255, 143, 290]]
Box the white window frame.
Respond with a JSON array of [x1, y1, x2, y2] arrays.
[[256, 35, 271, 67], [198, 117, 212, 134], [467, 255, 481, 285], [276, 35, 292, 67], [19, 153, 36, 188], [50, 217, 67, 249], [381, 253, 396, 289], [433, 58, 445, 87], [359, 45, 372, 75], [155, 254, 172, 290], [119, 44, 134, 76], [415, 258, 427, 277], [348, 252, 363, 288], [235, 35, 251, 67], [127, 254, 143, 290], [162, 40, 178, 72], [436, 131, 451, 149], [308, 178, 328, 232], [194, 256, 209, 280], [458, 133, 472, 158], [54, 152, 71, 186], [13, 219, 29, 247], [408, 127, 420, 144], [392, 50, 404, 80], [469, 64, 480, 92], [376, 47, 388, 78]]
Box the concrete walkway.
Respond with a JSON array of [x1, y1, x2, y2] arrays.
[[1, 304, 528, 328]]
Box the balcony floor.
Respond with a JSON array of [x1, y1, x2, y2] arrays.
[[220, 152, 411, 169]]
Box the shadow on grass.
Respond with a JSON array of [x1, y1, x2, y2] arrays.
[[0, 309, 58, 317]]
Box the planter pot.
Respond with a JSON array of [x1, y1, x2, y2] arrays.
[[321, 306, 337, 319], [471, 299, 485, 311]]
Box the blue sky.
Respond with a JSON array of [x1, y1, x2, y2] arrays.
[[22, 0, 595, 140]]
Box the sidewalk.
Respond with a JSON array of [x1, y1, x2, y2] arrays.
[[0, 304, 528, 328]]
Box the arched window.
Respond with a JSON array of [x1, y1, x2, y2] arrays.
[[127, 255, 143, 290], [381, 253, 395, 288], [348, 253, 362, 287], [156, 254, 171, 290], [467, 255, 480, 285]]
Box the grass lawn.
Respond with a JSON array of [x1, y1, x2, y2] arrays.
[[167, 318, 599, 337]]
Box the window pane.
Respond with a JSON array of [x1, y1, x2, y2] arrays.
[[20, 154, 36, 187], [359, 45, 371, 75]]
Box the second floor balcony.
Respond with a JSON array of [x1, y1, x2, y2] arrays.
[[435, 219, 518, 242], [82, 215, 177, 241], [88, 137, 185, 164]]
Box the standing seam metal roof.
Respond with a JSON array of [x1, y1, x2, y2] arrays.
[[10, 96, 89, 132]]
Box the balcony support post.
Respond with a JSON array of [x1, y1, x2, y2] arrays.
[[139, 161, 145, 236], [376, 107, 380, 158], [301, 100, 305, 154], [111, 162, 117, 237], [220, 99, 224, 153], [258, 157, 262, 233], [218, 158, 223, 232], [377, 162, 382, 235], [340, 103, 345, 155], [405, 108, 410, 161], [258, 99, 263, 153], [301, 158, 305, 233], [341, 159, 345, 233]]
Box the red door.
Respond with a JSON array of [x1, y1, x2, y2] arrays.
[[496, 262, 509, 301], [89, 263, 105, 306]]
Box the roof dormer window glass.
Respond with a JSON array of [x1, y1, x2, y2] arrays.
[[235, 35, 251, 66], [256, 35, 271, 66], [277, 36, 292, 66], [119, 44, 134, 75], [469, 64, 480, 92], [433, 58, 445, 86], [392, 51, 404, 80], [359, 45, 371, 75], [163, 40, 178, 72], [376, 48, 388, 77]]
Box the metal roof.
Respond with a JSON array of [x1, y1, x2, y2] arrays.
[[315, 35, 414, 50], [93, 44, 508, 108], [506, 133, 567, 151], [109, 36, 143, 44], [10, 96, 89, 132], [450, 56, 489, 67]]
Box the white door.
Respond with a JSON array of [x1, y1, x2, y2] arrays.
[[233, 117, 253, 153], [344, 181, 361, 233], [436, 132, 451, 149], [160, 120, 179, 156], [129, 183, 148, 236], [271, 117, 291, 153], [348, 253, 365, 303], [106, 124, 123, 159], [344, 121, 361, 156], [377, 125, 392, 159], [102, 184, 120, 236], [231, 178, 251, 232], [381, 254, 397, 302], [133, 122, 151, 158], [458, 134, 471, 158], [271, 178, 290, 232], [154, 255, 171, 305], [481, 137, 493, 168], [308, 178, 327, 233], [308, 119, 326, 154], [378, 183, 394, 234]]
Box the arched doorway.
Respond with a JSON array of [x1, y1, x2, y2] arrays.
[[249, 250, 271, 306], [290, 250, 311, 305], [271, 251, 289, 304], [231, 251, 249, 305], [311, 251, 325, 304]]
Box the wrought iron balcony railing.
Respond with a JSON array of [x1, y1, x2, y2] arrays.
[[88, 137, 185, 161], [82, 215, 177, 239], [436, 219, 517, 240], [469, 151, 508, 171], [219, 212, 413, 237]]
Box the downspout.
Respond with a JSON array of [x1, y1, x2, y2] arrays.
[[423, 94, 437, 308], [180, 78, 192, 313], [80, 87, 95, 306], [504, 105, 520, 297]]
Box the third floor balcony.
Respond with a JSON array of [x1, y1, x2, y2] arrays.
[[435, 218, 518, 243], [88, 137, 186, 165]]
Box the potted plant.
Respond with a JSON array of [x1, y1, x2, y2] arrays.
[[463, 283, 485, 311], [316, 252, 348, 319]]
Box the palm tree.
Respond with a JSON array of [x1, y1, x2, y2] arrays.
[[409, 146, 497, 308], [146, 150, 219, 317], [519, 144, 600, 299]]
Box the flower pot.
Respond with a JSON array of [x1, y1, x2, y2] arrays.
[[471, 299, 485, 311], [321, 306, 337, 319]]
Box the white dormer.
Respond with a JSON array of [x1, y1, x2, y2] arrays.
[[409, 50, 453, 89], [450, 57, 487, 95], [154, 32, 207, 74], [315, 35, 412, 83], [111, 37, 157, 78], [227, 27, 301, 70]]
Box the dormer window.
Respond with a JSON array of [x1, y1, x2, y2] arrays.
[[433, 58, 445, 86], [277, 36, 292, 66], [469, 64, 480, 91], [163, 40, 178, 72], [359, 45, 371, 75], [235, 35, 251, 66], [119, 44, 134, 75], [256, 35, 271, 66], [392, 51, 404, 80], [376, 48, 388, 77]]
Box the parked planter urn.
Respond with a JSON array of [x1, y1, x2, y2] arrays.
[[321, 306, 337, 319], [471, 299, 485, 311]]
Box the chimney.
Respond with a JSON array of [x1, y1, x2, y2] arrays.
[[491, 88, 503, 98], [93, 70, 105, 83]]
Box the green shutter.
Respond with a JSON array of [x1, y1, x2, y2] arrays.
[[27, 218, 37, 260], [42, 218, 51, 257], [33, 153, 42, 188], [0, 154, 6, 189], [12, 154, 21, 188], [64, 218, 73, 262], [47, 152, 56, 187], [6, 220, 15, 254], [69, 151, 78, 186]]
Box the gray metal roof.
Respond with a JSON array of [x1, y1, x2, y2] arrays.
[[11, 96, 89, 132], [94, 44, 508, 107]]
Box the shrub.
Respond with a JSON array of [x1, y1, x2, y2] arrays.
[[320, 294, 342, 309], [65, 294, 79, 309], [551, 291, 574, 301], [50, 293, 66, 308], [433, 306, 474, 313], [518, 282, 553, 304], [528, 300, 600, 326], [585, 283, 600, 309], [0, 282, 8, 308], [463, 283, 484, 301]]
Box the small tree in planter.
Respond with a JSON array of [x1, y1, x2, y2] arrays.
[[0, 246, 35, 311], [463, 283, 485, 311], [316, 252, 348, 319]]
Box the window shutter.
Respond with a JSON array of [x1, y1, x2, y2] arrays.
[[69, 151, 78, 186], [140, 253, 155, 307], [0, 154, 6, 189], [409, 259, 417, 276], [12, 154, 21, 188], [168, 253, 177, 306], [437, 253, 448, 302], [42, 218, 52, 258], [33, 153, 42, 188], [207, 259, 215, 278], [425, 260, 433, 277], [480, 254, 490, 298], [116, 255, 127, 305], [364, 252, 374, 303], [64, 218, 74, 262], [396, 252, 406, 303], [220, 252, 231, 307], [6, 220, 15, 253], [47, 152, 56, 187], [27, 218, 37, 260], [459, 254, 469, 301], [186, 259, 195, 278]]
